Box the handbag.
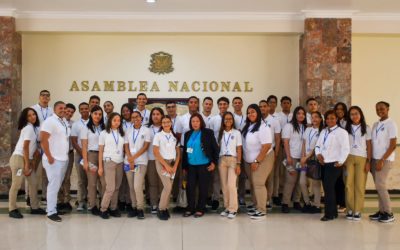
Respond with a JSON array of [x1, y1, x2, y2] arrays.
[[306, 159, 322, 180]]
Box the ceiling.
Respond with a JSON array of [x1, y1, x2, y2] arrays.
[[1, 0, 400, 13]]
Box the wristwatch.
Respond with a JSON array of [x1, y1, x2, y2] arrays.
[[253, 159, 260, 164]]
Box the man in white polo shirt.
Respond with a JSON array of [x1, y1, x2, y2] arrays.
[[40, 101, 71, 222], [134, 93, 151, 125]]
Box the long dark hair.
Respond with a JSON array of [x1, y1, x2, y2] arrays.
[[290, 106, 307, 133], [242, 104, 262, 138], [105, 112, 124, 136], [161, 115, 179, 146], [334, 102, 348, 127], [311, 111, 324, 132], [218, 112, 236, 143], [87, 105, 105, 134], [345, 106, 367, 136], [120, 103, 133, 122], [147, 107, 164, 128], [18, 107, 40, 130], [189, 113, 206, 130]]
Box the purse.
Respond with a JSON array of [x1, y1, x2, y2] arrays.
[[306, 159, 322, 180]]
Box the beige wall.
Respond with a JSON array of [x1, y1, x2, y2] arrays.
[[22, 33, 300, 116]]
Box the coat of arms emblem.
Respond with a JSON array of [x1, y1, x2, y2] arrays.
[[149, 51, 174, 74]]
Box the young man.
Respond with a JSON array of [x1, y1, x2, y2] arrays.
[[201, 97, 214, 128], [103, 101, 114, 124], [57, 103, 76, 212], [134, 93, 151, 125], [306, 97, 320, 126], [267, 95, 279, 118], [165, 101, 179, 132], [259, 100, 281, 209], [88, 95, 101, 110], [70, 102, 90, 211], [40, 101, 71, 222], [277, 96, 293, 130]]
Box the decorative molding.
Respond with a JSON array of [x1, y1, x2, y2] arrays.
[[0, 8, 16, 17], [301, 10, 359, 18]]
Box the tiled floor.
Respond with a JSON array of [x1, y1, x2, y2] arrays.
[[0, 195, 399, 250]]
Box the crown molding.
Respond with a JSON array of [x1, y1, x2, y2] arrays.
[[301, 10, 359, 18], [0, 8, 16, 17]]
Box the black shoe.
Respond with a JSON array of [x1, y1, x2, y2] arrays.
[[206, 197, 213, 207], [137, 209, 145, 219], [57, 211, 66, 216], [272, 196, 281, 206], [369, 211, 382, 221], [166, 209, 171, 218], [127, 207, 138, 218], [172, 206, 186, 213], [64, 202, 73, 212], [309, 206, 321, 214], [281, 204, 290, 213], [31, 208, 46, 215], [302, 204, 312, 213], [109, 209, 121, 217], [9, 209, 23, 219], [158, 210, 169, 220], [91, 206, 100, 216], [293, 202, 302, 211], [378, 212, 395, 223], [47, 213, 62, 222], [118, 201, 126, 212], [26, 197, 31, 207], [320, 216, 334, 222], [57, 203, 65, 211], [100, 210, 109, 219], [211, 200, 219, 211]]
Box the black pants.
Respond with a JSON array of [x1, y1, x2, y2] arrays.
[[335, 170, 346, 207], [322, 163, 342, 218], [186, 164, 211, 213]]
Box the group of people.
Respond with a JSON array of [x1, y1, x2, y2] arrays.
[[7, 90, 397, 223]]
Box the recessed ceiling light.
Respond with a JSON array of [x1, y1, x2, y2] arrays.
[[146, 0, 156, 3]]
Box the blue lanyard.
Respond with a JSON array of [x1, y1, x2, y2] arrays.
[[123, 120, 131, 129], [351, 125, 361, 142], [40, 106, 48, 120], [164, 133, 172, 144], [94, 126, 101, 135], [375, 123, 385, 136], [58, 118, 68, 136], [308, 129, 318, 150], [188, 131, 201, 148], [299, 124, 305, 139], [111, 130, 120, 147], [223, 132, 232, 150], [235, 114, 244, 128], [132, 126, 141, 144], [152, 126, 159, 135], [323, 126, 338, 146], [80, 119, 87, 126]]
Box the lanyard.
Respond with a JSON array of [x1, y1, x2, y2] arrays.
[[308, 129, 318, 150], [111, 130, 120, 147], [58, 118, 68, 136], [80, 119, 87, 126], [323, 126, 338, 146], [223, 132, 232, 150], [123, 120, 131, 129], [351, 125, 361, 143], [375, 123, 385, 137], [40, 106, 49, 121], [188, 131, 201, 148], [132, 126, 141, 144], [164, 133, 172, 144], [152, 126, 159, 135], [32, 125, 39, 143], [94, 126, 101, 135], [299, 124, 305, 139]]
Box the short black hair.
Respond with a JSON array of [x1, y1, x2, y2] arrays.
[[39, 90, 50, 95], [137, 93, 147, 99], [306, 97, 317, 105], [280, 96, 292, 103], [259, 99, 268, 105], [66, 103, 76, 111], [267, 95, 278, 103], [165, 100, 176, 106], [376, 101, 390, 108], [203, 96, 213, 103], [188, 96, 199, 103], [232, 96, 242, 102], [78, 102, 89, 109], [89, 95, 100, 102], [103, 100, 114, 106], [217, 96, 230, 105], [54, 101, 65, 109]]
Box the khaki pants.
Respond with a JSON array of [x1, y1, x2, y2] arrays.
[[299, 171, 322, 207], [245, 150, 275, 213], [371, 159, 393, 213], [146, 160, 163, 207], [58, 150, 74, 203], [344, 155, 367, 213], [282, 158, 300, 205], [75, 151, 88, 203], [219, 156, 239, 213], [9, 155, 39, 211], [118, 174, 131, 204], [126, 164, 147, 210], [35, 159, 48, 199], [86, 152, 106, 209], [100, 161, 123, 212], [155, 160, 174, 210]]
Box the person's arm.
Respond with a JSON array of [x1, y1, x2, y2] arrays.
[[81, 139, 90, 172], [23, 140, 32, 176], [40, 131, 54, 164], [154, 146, 172, 173], [132, 142, 150, 161], [315, 131, 324, 164], [376, 138, 397, 171], [235, 145, 242, 175], [274, 133, 281, 157], [335, 131, 350, 167], [173, 146, 181, 173], [98, 145, 104, 176], [71, 136, 82, 156], [207, 130, 219, 171], [365, 139, 372, 172]]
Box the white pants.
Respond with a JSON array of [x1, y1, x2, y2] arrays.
[[43, 159, 68, 216]]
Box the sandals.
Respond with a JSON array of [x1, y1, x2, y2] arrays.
[[194, 212, 204, 218], [183, 211, 195, 217]]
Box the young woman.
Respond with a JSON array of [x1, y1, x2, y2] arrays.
[[9, 108, 46, 218], [300, 111, 324, 213], [242, 104, 273, 220], [81, 105, 106, 216], [146, 107, 165, 214], [124, 111, 151, 219], [281, 106, 307, 213], [344, 106, 372, 221], [369, 101, 397, 223], [98, 112, 125, 219], [334, 102, 348, 128], [218, 112, 242, 219], [315, 110, 350, 221], [183, 113, 219, 218], [121, 103, 133, 133], [153, 115, 180, 220]]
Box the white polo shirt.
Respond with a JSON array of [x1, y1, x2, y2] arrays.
[[277, 111, 293, 130], [147, 125, 161, 160], [41, 114, 70, 162], [98, 130, 124, 163], [122, 120, 133, 133], [170, 115, 179, 132], [234, 113, 246, 131], [371, 118, 398, 161], [209, 114, 222, 140], [282, 123, 305, 159], [348, 124, 372, 158], [71, 118, 88, 148], [80, 125, 103, 151], [153, 130, 179, 160], [134, 108, 151, 125], [219, 129, 242, 157], [13, 124, 39, 159], [242, 123, 272, 163], [315, 125, 350, 165], [124, 126, 151, 165], [201, 112, 213, 129], [263, 115, 281, 147], [175, 112, 192, 145], [32, 103, 53, 125], [303, 127, 320, 155]]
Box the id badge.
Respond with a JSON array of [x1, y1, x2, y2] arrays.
[[105, 157, 112, 162], [187, 147, 193, 154], [16, 168, 23, 177], [123, 164, 130, 172]]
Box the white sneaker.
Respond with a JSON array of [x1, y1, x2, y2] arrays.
[[151, 206, 158, 214], [77, 202, 86, 211], [220, 210, 229, 217], [227, 212, 237, 219], [250, 210, 266, 220]]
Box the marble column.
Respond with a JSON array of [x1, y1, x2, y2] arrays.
[[299, 18, 351, 112], [0, 17, 22, 196]]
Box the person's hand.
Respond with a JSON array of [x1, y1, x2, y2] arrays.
[[24, 163, 31, 176], [364, 161, 371, 173], [98, 166, 104, 176], [207, 162, 215, 172], [128, 156, 135, 165], [334, 162, 342, 168], [251, 162, 258, 171], [376, 159, 384, 171], [287, 156, 294, 167], [47, 155, 55, 165], [83, 162, 89, 172], [235, 165, 241, 176], [300, 156, 307, 167], [317, 154, 324, 165], [33, 150, 40, 159]]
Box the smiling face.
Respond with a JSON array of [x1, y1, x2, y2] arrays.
[[121, 106, 131, 121], [325, 113, 338, 128], [296, 109, 306, 123], [89, 98, 100, 110], [91, 110, 103, 125], [137, 95, 147, 108], [281, 100, 292, 113], [54, 103, 66, 118], [202, 99, 213, 113], [311, 113, 322, 127], [191, 116, 201, 130], [218, 101, 229, 114], [247, 108, 258, 123], [166, 103, 177, 117], [258, 102, 269, 117], [349, 108, 361, 125], [111, 115, 121, 130], [232, 98, 243, 113], [27, 110, 37, 125], [39, 92, 50, 106], [131, 112, 142, 127], [307, 100, 319, 113], [151, 110, 163, 126], [223, 113, 234, 130], [267, 98, 277, 113], [103, 102, 114, 114], [335, 104, 346, 120], [79, 104, 90, 120], [64, 107, 75, 121], [376, 103, 389, 119], [161, 117, 172, 131]]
